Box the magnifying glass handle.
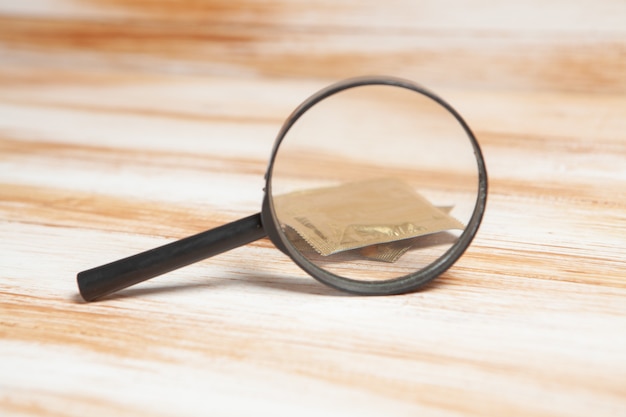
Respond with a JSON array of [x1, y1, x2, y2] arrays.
[[77, 213, 266, 302]]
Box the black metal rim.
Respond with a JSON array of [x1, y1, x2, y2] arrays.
[[262, 75, 488, 295]]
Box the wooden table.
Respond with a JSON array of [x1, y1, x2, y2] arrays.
[[1, 1, 625, 416]]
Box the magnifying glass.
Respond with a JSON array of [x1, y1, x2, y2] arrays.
[[77, 76, 487, 301]]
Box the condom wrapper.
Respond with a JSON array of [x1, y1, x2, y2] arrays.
[[274, 178, 464, 262]]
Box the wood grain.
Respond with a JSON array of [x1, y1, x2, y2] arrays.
[[1, 1, 626, 416], [2, 1, 626, 92]]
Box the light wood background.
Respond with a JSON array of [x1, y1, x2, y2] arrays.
[[1, 1, 626, 416]]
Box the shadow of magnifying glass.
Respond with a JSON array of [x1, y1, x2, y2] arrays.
[[77, 76, 487, 301]]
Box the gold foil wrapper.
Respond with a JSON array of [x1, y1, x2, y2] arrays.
[[274, 178, 464, 262]]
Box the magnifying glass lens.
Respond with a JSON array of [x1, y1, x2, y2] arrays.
[[269, 83, 480, 284]]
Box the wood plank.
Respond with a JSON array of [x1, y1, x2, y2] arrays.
[[1, 1, 626, 416]]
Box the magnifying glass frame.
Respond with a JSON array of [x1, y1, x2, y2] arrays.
[[77, 76, 487, 301], [262, 76, 488, 295]]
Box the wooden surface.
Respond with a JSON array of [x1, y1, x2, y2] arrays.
[[1, 1, 626, 416]]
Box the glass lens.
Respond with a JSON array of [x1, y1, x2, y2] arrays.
[[270, 82, 479, 282]]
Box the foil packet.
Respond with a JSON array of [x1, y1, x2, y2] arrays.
[[273, 178, 464, 262]]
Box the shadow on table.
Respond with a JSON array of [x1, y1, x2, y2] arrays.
[[72, 268, 451, 303]]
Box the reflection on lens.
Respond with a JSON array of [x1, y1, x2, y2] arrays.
[[270, 82, 479, 282]]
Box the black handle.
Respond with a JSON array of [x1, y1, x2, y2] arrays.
[[77, 213, 266, 301]]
